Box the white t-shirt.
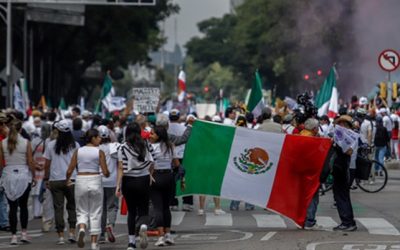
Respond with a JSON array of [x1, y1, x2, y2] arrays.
[[151, 143, 177, 170], [168, 122, 186, 159], [223, 118, 235, 125], [360, 119, 372, 144], [383, 115, 393, 131], [43, 140, 79, 181], [99, 143, 119, 187]]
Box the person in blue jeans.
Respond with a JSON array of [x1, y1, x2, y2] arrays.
[[374, 116, 390, 175], [0, 190, 10, 231]]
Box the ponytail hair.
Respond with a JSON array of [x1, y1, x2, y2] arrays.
[[125, 122, 146, 162], [7, 119, 22, 155]]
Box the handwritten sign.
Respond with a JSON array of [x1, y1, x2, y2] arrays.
[[131, 88, 160, 113]]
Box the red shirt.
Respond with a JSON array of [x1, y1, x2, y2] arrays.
[[392, 128, 399, 140]]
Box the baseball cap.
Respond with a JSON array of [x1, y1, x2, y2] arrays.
[[54, 119, 71, 132], [359, 96, 368, 106], [97, 125, 109, 138], [169, 109, 180, 121]]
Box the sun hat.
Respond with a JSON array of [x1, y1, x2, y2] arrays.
[[334, 115, 353, 128]]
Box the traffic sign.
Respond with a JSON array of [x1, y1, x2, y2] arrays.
[[379, 49, 400, 72]]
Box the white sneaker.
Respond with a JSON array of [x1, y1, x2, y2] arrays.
[[77, 228, 85, 248], [91, 242, 100, 250], [170, 206, 179, 211], [10, 235, 18, 245], [154, 236, 165, 247], [304, 224, 323, 230], [20, 231, 31, 243], [57, 237, 65, 245], [164, 233, 175, 245], [214, 209, 226, 215], [182, 204, 193, 212], [68, 232, 76, 243], [197, 209, 204, 216], [139, 224, 148, 249]]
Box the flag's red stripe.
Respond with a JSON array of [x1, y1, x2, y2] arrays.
[[178, 79, 186, 91], [266, 135, 332, 227]]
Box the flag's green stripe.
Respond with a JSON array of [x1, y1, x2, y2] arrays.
[[247, 71, 263, 112], [177, 121, 235, 197]]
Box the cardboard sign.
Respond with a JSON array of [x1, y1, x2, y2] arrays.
[[131, 88, 160, 113]]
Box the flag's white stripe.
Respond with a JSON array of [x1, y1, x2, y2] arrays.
[[221, 128, 286, 208], [356, 218, 400, 235], [316, 216, 338, 228], [251, 99, 265, 118], [260, 232, 277, 241], [171, 211, 186, 226], [318, 101, 330, 117], [252, 214, 287, 228], [328, 87, 338, 115], [205, 213, 232, 226]]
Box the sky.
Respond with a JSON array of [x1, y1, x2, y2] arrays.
[[163, 0, 230, 53]]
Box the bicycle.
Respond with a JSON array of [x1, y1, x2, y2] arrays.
[[320, 158, 388, 194]]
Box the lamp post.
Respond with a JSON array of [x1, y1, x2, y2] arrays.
[[6, 0, 12, 107]]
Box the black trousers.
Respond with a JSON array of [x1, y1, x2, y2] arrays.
[[333, 164, 356, 226], [150, 171, 173, 228], [7, 184, 31, 234], [122, 175, 150, 235]]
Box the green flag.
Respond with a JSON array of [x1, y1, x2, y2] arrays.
[[95, 74, 113, 114], [247, 71, 264, 117], [59, 97, 67, 110]]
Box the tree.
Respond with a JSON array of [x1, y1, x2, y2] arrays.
[[1, 1, 178, 106], [185, 0, 355, 98]]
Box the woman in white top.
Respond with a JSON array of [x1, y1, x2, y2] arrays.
[[43, 120, 80, 245], [116, 122, 154, 250], [67, 129, 109, 250], [0, 119, 35, 245], [149, 125, 180, 247], [97, 125, 119, 243]]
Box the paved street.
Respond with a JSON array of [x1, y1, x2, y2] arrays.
[[1, 169, 400, 250]]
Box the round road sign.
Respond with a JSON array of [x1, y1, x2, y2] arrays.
[[379, 49, 400, 72]]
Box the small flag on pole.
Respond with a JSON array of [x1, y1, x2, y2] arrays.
[[177, 69, 186, 102], [247, 70, 265, 118]]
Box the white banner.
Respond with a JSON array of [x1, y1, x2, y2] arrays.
[[333, 125, 359, 153]]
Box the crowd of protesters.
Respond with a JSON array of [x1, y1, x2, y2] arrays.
[[0, 92, 398, 249]]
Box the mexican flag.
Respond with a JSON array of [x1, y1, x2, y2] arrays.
[[177, 70, 186, 102], [178, 121, 331, 227], [247, 71, 264, 118], [95, 74, 114, 114], [315, 67, 338, 118]]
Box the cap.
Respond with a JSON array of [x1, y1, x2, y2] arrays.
[[379, 108, 387, 114], [212, 115, 222, 122], [97, 125, 109, 138], [54, 119, 71, 132], [169, 109, 180, 121], [357, 108, 367, 115], [359, 96, 368, 106], [0, 112, 7, 123]]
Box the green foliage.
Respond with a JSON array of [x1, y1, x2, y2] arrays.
[[185, 0, 354, 98]]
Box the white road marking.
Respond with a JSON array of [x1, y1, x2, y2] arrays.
[[306, 241, 400, 250], [316, 216, 338, 228], [171, 211, 185, 226], [356, 218, 400, 235], [252, 214, 287, 228], [260, 231, 276, 241], [205, 212, 232, 226]]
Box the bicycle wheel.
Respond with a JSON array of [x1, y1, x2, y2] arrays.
[[356, 160, 388, 193]]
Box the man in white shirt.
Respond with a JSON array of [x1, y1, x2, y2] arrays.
[[223, 107, 236, 125]]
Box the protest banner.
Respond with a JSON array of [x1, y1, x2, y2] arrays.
[[130, 88, 160, 113]]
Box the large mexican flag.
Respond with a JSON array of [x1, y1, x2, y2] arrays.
[[178, 121, 332, 227]]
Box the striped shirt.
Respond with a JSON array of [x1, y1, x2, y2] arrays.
[[117, 142, 153, 177]]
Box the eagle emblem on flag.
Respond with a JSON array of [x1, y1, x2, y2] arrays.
[[233, 147, 273, 175]]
